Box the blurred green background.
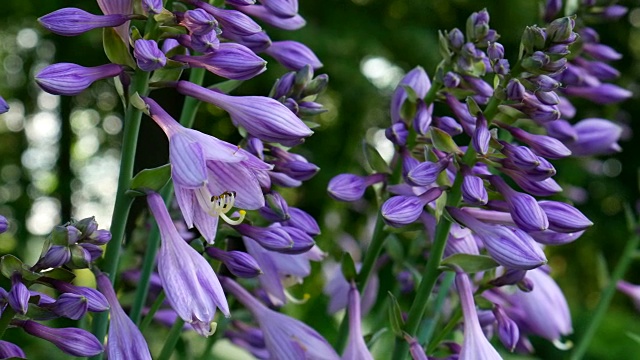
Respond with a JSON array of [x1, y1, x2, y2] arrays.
[[0, 0, 639, 359]]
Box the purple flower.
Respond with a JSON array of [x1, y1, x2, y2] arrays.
[[563, 84, 632, 104], [222, 277, 340, 359], [455, 272, 502, 360], [97, 0, 132, 44], [328, 173, 386, 202], [191, 1, 262, 36], [49, 293, 88, 320], [142, 0, 163, 15], [134, 39, 166, 72], [448, 207, 547, 270], [490, 176, 549, 232], [538, 201, 592, 233], [175, 80, 313, 146], [406, 335, 428, 360], [35, 245, 71, 269], [0, 97, 8, 115], [0, 341, 25, 359], [173, 43, 266, 80], [239, 5, 306, 31], [382, 188, 443, 227], [323, 262, 379, 315], [143, 97, 271, 243], [264, 41, 322, 71], [617, 280, 640, 311], [262, 0, 299, 18], [462, 174, 488, 205], [342, 282, 374, 360], [502, 268, 572, 343], [565, 118, 622, 156], [283, 207, 321, 236], [96, 274, 152, 360], [504, 125, 571, 159], [390, 66, 431, 124], [493, 305, 519, 352], [472, 114, 490, 155], [8, 275, 30, 315], [38, 8, 129, 36], [205, 248, 262, 278], [528, 229, 585, 245], [181, 9, 219, 35], [148, 192, 229, 335], [49, 280, 109, 312], [407, 156, 450, 187], [18, 320, 103, 357], [190, 31, 221, 52], [36, 63, 124, 96]]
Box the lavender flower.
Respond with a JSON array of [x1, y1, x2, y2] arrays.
[[18, 320, 103, 357], [455, 272, 502, 360], [0, 97, 8, 115], [148, 192, 229, 336], [134, 39, 166, 72], [565, 118, 623, 156], [264, 41, 323, 70], [205, 247, 262, 278], [327, 173, 386, 202], [342, 282, 374, 360], [173, 43, 267, 80], [538, 201, 592, 233], [8, 275, 30, 315], [390, 66, 431, 124], [49, 280, 109, 312], [493, 305, 519, 352], [382, 188, 443, 227], [175, 80, 313, 146], [36, 63, 124, 96], [238, 5, 306, 31], [0, 341, 25, 359], [96, 0, 132, 44], [142, 0, 163, 15], [222, 277, 340, 359], [143, 97, 271, 243], [96, 273, 152, 360], [490, 176, 549, 232], [262, 0, 299, 18], [49, 293, 88, 320], [38, 8, 129, 36], [181, 9, 219, 35]]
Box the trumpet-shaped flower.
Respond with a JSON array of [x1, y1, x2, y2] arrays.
[[143, 97, 271, 243], [147, 192, 229, 336], [96, 273, 152, 360]]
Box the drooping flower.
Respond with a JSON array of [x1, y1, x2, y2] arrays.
[[96, 273, 152, 360], [342, 282, 374, 360], [143, 96, 271, 243], [264, 41, 323, 71], [222, 277, 340, 359], [147, 192, 229, 336], [455, 272, 502, 360]]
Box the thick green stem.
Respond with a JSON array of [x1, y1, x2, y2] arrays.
[[570, 212, 640, 360], [157, 318, 186, 360], [129, 67, 205, 325], [90, 69, 149, 360]]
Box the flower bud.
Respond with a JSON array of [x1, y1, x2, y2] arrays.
[[566, 118, 622, 156], [181, 9, 219, 35], [547, 17, 574, 43], [462, 174, 488, 205], [50, 293, 89, 320], [0, 215, 8, 234], [36, 63, 124, 96], [50, 280, 109, 312], [236, 224, 294, 252], [8, 275, 30, 315], [173, 43, 267, 80], [280, 226, 316, 254], [87, 229, 112, 245], [447, 28, 464, 49], [535, 90, 560, 105], [327, 173, 385, 202], [489, 268, 527, 287], [538, 201, 592, 233], [521, 26, 546, 53], [504, 125, 571, 159], [528, 229, 584, 245], [488, 42, 504, 60], [37, 245, 71, 269], [500, 142, 539, 170], [283, 207, 321, 236], [493, 59, 510, 75], [265, 41, 323, 71], [564, 84, 631, 105], [80, 243, 103, 261], [434, 116, 463, 135], [472, 114, 490, 155], [385, 122, 409, 146], [206, 248, 262, 278], [38, 8, 129, 36], [493, 305, 520, 352], [0, 341, 25, 359], [490, 176, 549, 232], [134, 39, 166, 72], [18, 320, 103, 357], [382, 188, 443, 227], [259, 191, 290, 222], [142, 0, 163, 15], [407, 156, 450, 187]]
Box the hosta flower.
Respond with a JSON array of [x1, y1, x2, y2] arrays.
[[38, 7, 130, 37], [222, 277, 339, 359], [36, 63, 124, 96], [17, 320, 103, 357], [147, 192, 229, 336], [342, 282, 374, 360], [96, 273, 152, 359], [143, 97, 271, 243]]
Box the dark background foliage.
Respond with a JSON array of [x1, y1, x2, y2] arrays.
[[1, 0, 639, 358]]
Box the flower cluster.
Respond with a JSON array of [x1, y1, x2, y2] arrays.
[[327, 3, 628, 358]]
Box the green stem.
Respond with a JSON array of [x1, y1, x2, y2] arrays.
[[129, 67, 206, 325], [420, 272, 455, 345], [157, 318, 186, 360], [0, 308, 15, 339], [426, 307, 463, 354], [139, 291, 166, 332], [570, 211, 640, 360], [90, 69, 150, 360]]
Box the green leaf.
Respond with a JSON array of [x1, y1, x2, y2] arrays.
[[0, 255, 24, 279], [130, 92, 148, 114], [341, 252, 357, 281], [387, 292, 405, 337], [40, 268, 76, 282], [465, 96, 481, 116], [434, 190, 448, 222], [103, 28, 136, 69], [26, 303, 57, 321], [129, 164, 172, 196], [440, 254, 499, 273], [208, 80, 244, 94], [438, 31, 451, 62], [430, 127, 462, 155], [363, 141, 391, 174], [150, 68, 184, 83]]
